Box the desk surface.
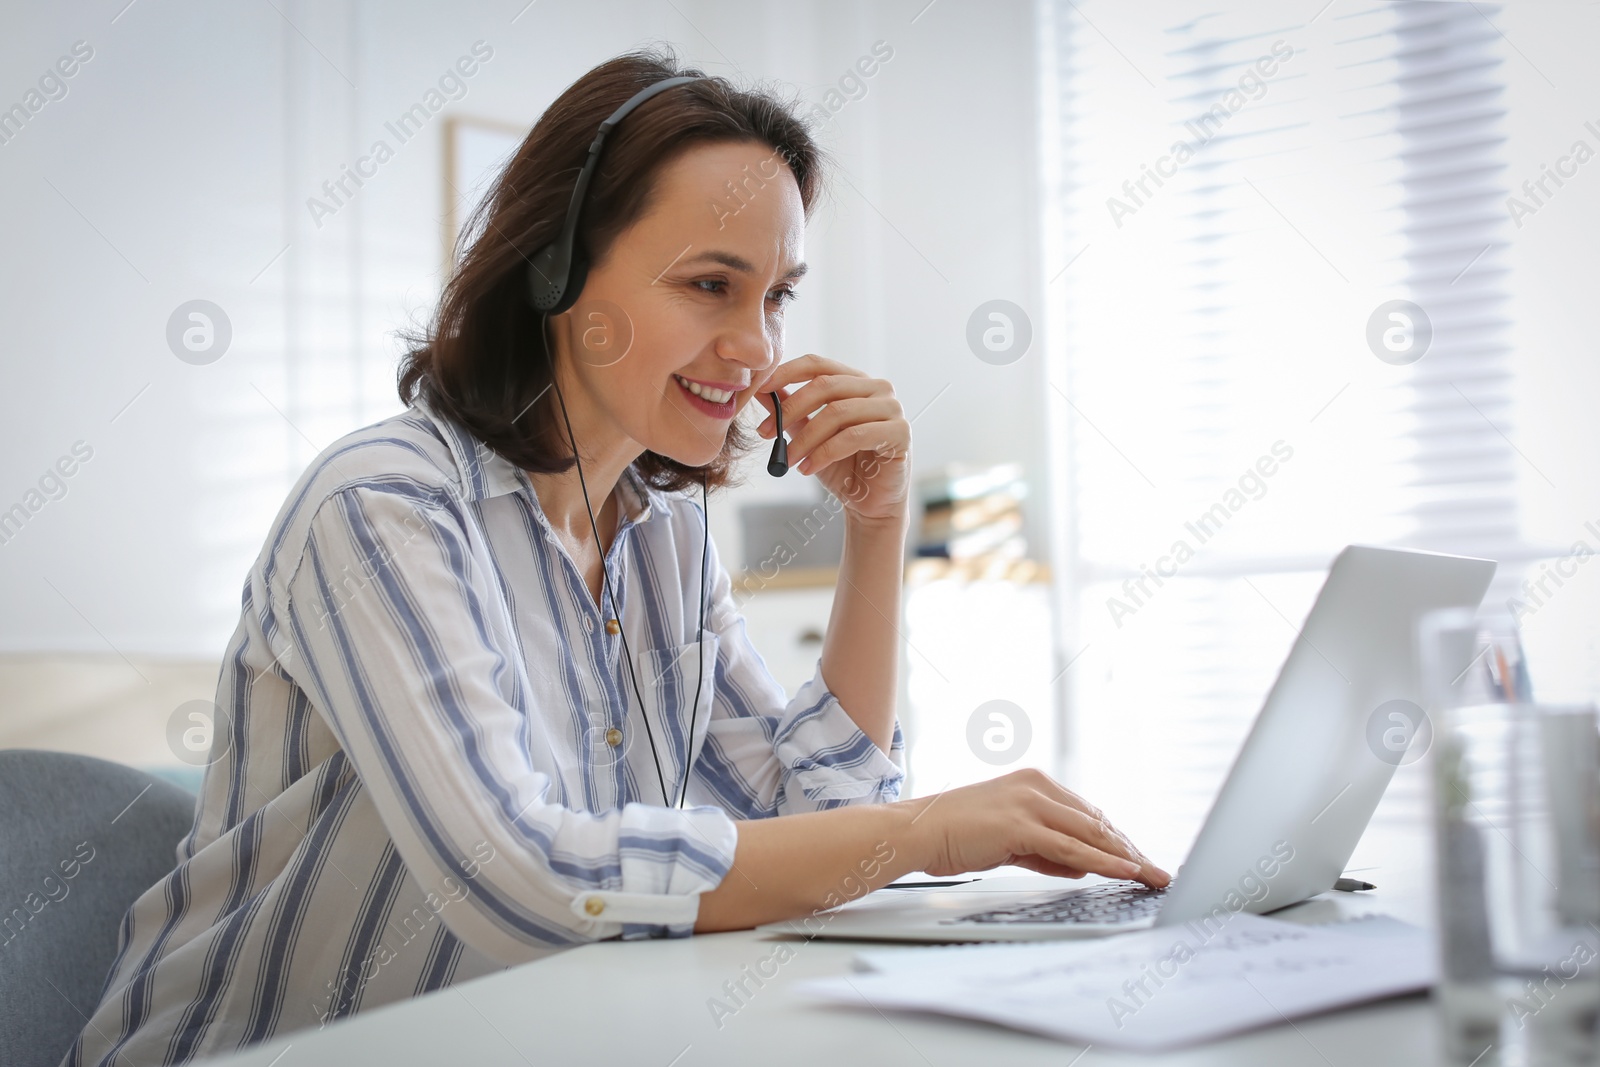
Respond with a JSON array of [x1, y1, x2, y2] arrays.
[[199, 863, 1446, 1066]]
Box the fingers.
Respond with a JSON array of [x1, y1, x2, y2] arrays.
[[1043, 800, 1143, 871], [1018, 768, 1107, 823], [749, 389, 777, 417], [1024, 780, 1171, 888], [747, 387, 793, 426], [809, 427, 909, 478], [1010, 856, 1088, 880], [759, 353, 863, 399], [782, 395, 902, 469], [757, 371, 889, 438], [1020, 771, 1145, 856], [1022, 824, 1148, 883], [1062, 808, 1170, 887]]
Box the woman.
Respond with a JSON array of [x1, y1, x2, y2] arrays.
[[65, 48, 1167, 1065]]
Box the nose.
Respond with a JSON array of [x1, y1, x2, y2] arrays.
[[714, 302, 777, 383]]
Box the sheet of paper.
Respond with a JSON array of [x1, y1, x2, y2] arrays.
[[796, 913, 1436, 1052], [849, 913, 1425, 974]]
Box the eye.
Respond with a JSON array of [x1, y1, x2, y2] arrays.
[[691, 279, 799, 308]]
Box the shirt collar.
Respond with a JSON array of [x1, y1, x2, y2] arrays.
[[413, 392, 662, 528]]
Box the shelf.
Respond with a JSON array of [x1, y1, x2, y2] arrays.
[[733, 557, 1052, 596]]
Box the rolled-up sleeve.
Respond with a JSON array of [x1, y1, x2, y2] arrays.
[[271, 484, 737, 961], [689, 519, 907, 818]]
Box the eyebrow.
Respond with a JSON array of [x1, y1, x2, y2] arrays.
[[682, 250, 808, 281]]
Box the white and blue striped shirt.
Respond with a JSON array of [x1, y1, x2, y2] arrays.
[[65, 396, 905, 1066]]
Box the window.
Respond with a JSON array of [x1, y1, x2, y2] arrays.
[[1036, 1, 1587, 863]]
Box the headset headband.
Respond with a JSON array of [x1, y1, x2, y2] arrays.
[[527, 75, 704, 314]]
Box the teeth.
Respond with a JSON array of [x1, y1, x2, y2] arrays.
[[676, 375, 733, 404]]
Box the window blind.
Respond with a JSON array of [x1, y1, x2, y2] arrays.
[[1035, 0, 1557, 864]]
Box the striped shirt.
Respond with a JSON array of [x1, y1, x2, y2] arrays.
[[65, 396, 905, 1066]]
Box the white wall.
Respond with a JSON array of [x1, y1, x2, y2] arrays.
[[0, 0, 1048, 659]]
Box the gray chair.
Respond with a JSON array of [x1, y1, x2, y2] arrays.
[[0, 750, 196, 1067]]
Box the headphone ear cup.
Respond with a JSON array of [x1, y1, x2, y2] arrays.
[[527, 241, 568, 313], [557, 249, 589, 316]]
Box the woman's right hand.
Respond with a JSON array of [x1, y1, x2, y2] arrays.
[[902, 768, 1171, 888]]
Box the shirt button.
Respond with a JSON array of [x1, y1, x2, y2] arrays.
[[604, 727, 623, 747], [605, 619, 621, 635], [584, 896, 605, 916]]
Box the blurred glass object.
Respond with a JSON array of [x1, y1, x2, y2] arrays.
[[1421, 608, 1600, 1066]]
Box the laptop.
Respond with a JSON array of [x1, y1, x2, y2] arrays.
[[756, 544, 1495, 943]]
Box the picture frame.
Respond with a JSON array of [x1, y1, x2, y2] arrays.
[[441, 114, 526, 277]]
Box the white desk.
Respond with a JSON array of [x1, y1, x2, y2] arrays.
[[198, 863, 1447, 1066]]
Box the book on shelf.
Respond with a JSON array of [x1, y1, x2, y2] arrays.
[[914, 532, 1027, 561], [920, 497, 1024, 541], [914, 461, 1029, 564], [916, 461, 1026, 508]]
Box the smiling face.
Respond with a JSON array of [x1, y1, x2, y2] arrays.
[[545, 138, 807, 469]]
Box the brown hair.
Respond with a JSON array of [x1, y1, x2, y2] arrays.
[[396, 45, 829, 495]]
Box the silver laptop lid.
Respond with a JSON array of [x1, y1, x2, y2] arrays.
[[1155, 544, 1495, 927]]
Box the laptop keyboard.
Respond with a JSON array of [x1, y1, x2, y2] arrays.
[[955, 880, 1169, 925]]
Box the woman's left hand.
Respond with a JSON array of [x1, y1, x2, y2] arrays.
[[752, 354, 911, 527]]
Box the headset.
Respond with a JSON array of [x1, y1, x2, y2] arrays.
[[527, 75, 790, 808]]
